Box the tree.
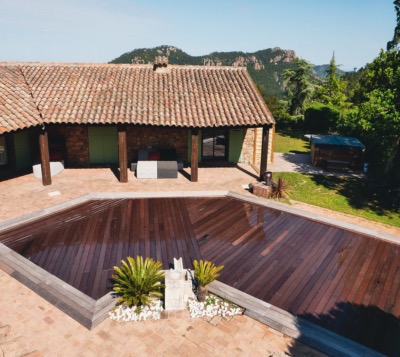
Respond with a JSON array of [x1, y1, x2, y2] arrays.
[[315, 53, 348, 108], [263, 94, 279, 114], [387, 0, 400, 50], [304, 103, 340, 133], [282, 58, 314, 115], [343, 67, 366, 103], [339, 50, 400, 184], [358, 89, 400, 178]]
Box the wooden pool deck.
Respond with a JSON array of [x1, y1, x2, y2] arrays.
[[0, 195, 399, 355]]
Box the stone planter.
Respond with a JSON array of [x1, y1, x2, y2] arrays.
[[251, 182, 272, 199]]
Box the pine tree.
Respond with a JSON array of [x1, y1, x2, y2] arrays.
[[316, 52, 348, 108], [282, 58, 314, 115], [387, 0, 400, 50]]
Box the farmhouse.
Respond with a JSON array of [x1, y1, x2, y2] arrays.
[[0, 58, 275, 185]]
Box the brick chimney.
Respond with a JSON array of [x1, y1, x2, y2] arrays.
[[153, 56, 169, 73]]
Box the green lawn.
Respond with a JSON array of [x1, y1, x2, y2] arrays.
[[274, 130, 309, 153], [275, 172, 400, 227]]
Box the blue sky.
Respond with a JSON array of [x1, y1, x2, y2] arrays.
[[0, 0, 395, 70]]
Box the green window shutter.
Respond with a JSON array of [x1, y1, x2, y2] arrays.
[[14, 131, 31, 168], [228, 128, 244, 163], [187, 129, 202, 163], [88, 126, 118, 164]]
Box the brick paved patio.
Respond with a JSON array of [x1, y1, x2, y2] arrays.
[[0, 165, 397, 356]]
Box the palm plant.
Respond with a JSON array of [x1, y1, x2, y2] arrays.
[[269, 176, 290, 199], [193, 260, 224, 302], [112, 256, 165, 307]]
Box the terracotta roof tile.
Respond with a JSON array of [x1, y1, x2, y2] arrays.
[[0, 65, 42, 133], [0, 62, 274, 133]]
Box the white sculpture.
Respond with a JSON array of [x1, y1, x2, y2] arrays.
[[164, 257, 195, 311]]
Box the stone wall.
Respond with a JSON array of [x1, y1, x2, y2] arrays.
[[269, 125, 275, 163], [126, 127, 188, 162], [242, 128, 255, 164], [46, 125, 89, 166], [242, 126, 274, 166]]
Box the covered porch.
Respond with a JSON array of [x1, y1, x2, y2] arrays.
[[0, 123, 274, 185], [1, 61, 276, 187]]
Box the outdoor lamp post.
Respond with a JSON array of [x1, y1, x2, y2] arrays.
[[263, 171, 273, 186]]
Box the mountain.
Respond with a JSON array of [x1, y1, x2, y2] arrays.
[[110, 45, 299, 98], [313, 64, 346, 78], [110, 45, 338, 98]]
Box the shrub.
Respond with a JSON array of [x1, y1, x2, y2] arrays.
[[275, 110, 304, 130], [193, 260, 224, 302], [112, 256, 165, 307], [269, 177, 290, 199], [193, 260, 224, 287], [304, 103, 340, 133]]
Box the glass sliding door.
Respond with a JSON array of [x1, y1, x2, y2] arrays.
[[202, 128, 227, 160]]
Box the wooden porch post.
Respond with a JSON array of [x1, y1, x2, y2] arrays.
[[259, 125, 270, 180], [118, 125, 128, 183], [191, 128, 199, 182], [39, 129, 52, 186]]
